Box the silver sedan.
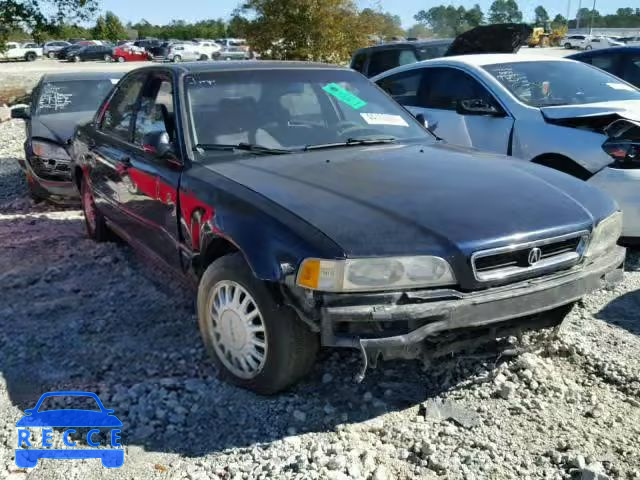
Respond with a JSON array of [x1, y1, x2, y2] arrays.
[[373, 53, 640, 239]]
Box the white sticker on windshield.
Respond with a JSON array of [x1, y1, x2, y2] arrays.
[[110, 78, 119, 84], [360, 113, 409, 127], [606, 82, 634, 91]]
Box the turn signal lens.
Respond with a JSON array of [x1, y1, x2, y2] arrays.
[[297, 259, 320, 289]]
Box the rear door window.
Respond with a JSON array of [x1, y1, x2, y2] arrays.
[[590, 54, 622, 75], [100, 74, 146, 141], [377, 69, 423, 106], [368, 48, 417, 77], [419, 67, 496, 110], [351, 52, 367, 73], [622, 53, 640, 87]]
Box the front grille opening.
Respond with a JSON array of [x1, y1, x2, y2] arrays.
[[472, 233, 587, 282]]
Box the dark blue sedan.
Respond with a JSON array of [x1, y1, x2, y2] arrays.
[[569, 46, 640, 87]]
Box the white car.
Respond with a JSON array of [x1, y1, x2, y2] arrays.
[[373, 54, 640, 238], [195, 41, 222, 60], [166, 43, 201, 62], [0, 42, 43, 61], [562, 34, 591, 49], [584, 37, 625, 50]]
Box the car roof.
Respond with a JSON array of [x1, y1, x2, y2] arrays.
[[355, 39, 453, 54], [569, 46, 640, 57], [440, 53, 573, 66], [132, 60, 346, 74], [41, 71, 124, 82]]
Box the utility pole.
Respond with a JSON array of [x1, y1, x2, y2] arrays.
[[589, 0, 597, 35], [567, 0, 572, 22], [576, 0, 582, 29]]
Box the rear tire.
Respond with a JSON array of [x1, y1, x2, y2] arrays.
[[585, 45, 592, 50], [172, 55, 182, 63], [104, 54, 112, 62], [73, 55, 80, 63], [25, 52, 36, 62], [199, 54, 208, 61], [197, 253, 319, 394], [48, 52, 56, 59], [117, 56, 125, 63], [81, 178, 110, 242]]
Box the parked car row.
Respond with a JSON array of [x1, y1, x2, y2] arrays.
[[8, 24, 636, 394], [562, 34, 626, 50], [0, 42, 43, 62]]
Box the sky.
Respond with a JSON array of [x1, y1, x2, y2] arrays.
[[98, 0, 634, 27]]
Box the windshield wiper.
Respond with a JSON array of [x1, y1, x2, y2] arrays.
[[194, 143, 292, 155], [304, 137, 397, 151]]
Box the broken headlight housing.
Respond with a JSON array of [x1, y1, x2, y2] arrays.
[[31, 140, 71, 162], [585, 212, 623, 258], [296, 256, 456, 292], [602, 142, 640, 169]]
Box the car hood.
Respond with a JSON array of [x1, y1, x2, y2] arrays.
[[445, 23, 533, 56], [540, 100, 640, 122], [31, 111, 94, 144], [206, 142, 611, 258], [16, 410, 123, 427]]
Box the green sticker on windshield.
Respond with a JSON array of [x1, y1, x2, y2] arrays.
[[322, 83, 367, 110]]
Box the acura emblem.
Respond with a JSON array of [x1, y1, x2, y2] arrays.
[[528, 247, 542, 266]]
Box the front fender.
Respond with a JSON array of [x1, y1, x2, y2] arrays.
[[181, 168, 345, 282]]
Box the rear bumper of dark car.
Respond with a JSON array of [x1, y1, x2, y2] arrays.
[[319, 246, 625, 363]]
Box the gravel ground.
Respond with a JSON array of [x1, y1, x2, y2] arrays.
[[0, 118, 639, 480]]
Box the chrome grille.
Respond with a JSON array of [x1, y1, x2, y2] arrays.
[[471, 231, 589, 282]]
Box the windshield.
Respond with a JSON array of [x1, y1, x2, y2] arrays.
[[185, 69, 429, 151], [36, 80, 117, 116], [483, 61, 640, 107]]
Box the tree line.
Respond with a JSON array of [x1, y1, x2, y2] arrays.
[[2, 0, 640, 58]]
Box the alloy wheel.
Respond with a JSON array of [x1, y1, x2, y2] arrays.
[[207, 280, 267, 379]]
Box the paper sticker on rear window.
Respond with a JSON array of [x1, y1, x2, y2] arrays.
[[606, 82, 634, 92], [322, 83, 367, 110], [360, 113, 409, 127]]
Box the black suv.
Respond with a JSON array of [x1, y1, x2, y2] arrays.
[[351, 39, 452, 78], [351, 23, 533, 78]]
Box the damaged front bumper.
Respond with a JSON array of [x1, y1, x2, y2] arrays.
[[314, 246, 625, 380], [23, 153, 78, 202]]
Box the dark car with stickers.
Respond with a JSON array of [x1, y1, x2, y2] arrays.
[[71, 62, 625, 394], [12, 72, 122, 202]]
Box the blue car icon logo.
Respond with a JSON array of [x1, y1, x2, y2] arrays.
[[15, 391, 124, 468]]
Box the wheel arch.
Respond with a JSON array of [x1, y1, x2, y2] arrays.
[[531, 153, 594, 181]]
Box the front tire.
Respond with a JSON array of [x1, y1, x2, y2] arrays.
[[117, 56, 125, 63], [48, 52, 56, 59], [172, 55, 182, 63], [197, 253, 318, 394], [81, 178, 110, 242], [25, 52, 36, 62], [104, 54, 112, 62], [564, 42, 572, 49], [585, 45, 592, 50], [199, 54, 208, 61]]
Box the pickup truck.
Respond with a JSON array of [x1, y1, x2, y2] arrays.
[[71, 62, 625, 394], [0, 42, 43, 61]]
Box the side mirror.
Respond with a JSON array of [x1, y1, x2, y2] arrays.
[[11, 106, 30, 120], [415, 113, 429, 129], [142, 131, 174, 159], [456, 98, 503, 117]]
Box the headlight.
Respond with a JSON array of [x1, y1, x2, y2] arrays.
[[32, 140, 70, 161], [585, 212, 623, 258], [296, 256, 456, 292]]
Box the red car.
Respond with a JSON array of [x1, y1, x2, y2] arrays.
[[112, 46, 150, 63]]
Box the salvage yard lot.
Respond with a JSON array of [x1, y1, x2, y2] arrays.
[[0, 58, 639, 479]]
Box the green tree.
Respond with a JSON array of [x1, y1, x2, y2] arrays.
[[415, 4, 483, 37], [227, 13, 250, 38], [241, 0, 369, 62], [464, 4, 484, 27], [534, 5, 549, 26], [405, 23, 431, 39], [103, 11, 127, 42], [359, 7, 405, 41], [551, 13, 567, 29], [92, 14, 107, 39], [488, 0, 523, 24], [0, 0, 98, 50]]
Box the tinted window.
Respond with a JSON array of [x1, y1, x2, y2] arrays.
[[368, 48, 417, 77], [36, 80, 117, 116], [134, 77, 175, 145], [351, 52, 367, 73], [416, 43, 450, 60], [590, 54, 621, 74], [100, 74, 146, 141], [420, 68, 494, 110], [185, 69, 430, 151], [377, 69, 422, 106], [622, 54, 640, 87], [484, 61, 640, 107]]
